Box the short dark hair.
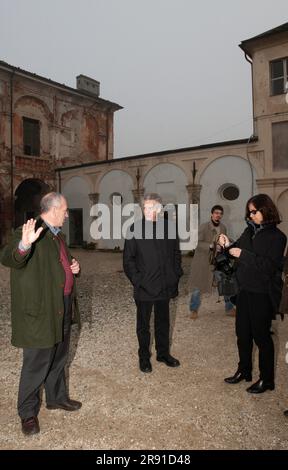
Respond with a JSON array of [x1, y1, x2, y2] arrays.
[[211, 205, 224, 214], [245, 193, 281, 224], [143, 193, 162, 204]]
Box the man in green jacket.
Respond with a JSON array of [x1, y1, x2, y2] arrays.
[[1, 192, 81, 436]]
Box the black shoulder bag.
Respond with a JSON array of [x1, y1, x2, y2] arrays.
[[214, 247, 239, 297]]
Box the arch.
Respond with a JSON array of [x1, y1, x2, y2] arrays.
[[197, 153, 259, 184], [98, 169, 134, 205], [14, 95, 53, 121], [277, 189, 288, 238], [62, 176, 91, 246], [143, 162, 188, 205], [14, 178, 50, 228], [199, 155, 258, 239], [60, 109, 79, 126], [61, 173, 93, 194], [96, 167, 135, 190], [97, 169, 134, 250]]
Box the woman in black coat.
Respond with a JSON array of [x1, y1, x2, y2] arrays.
[[219, 194, 287, 394], [279, 251, 288, 416]]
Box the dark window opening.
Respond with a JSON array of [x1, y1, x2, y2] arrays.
[[272, 121, 288, 170], [270, 58, 288, 96], [23, 117, 40, 156]]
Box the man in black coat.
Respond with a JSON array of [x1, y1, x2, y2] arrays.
[[123, 193, 183, 373]]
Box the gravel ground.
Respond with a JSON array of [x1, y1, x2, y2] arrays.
[[0, 250, 288, 450]]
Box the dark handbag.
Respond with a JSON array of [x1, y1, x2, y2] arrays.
[[215, 270, 239, 297], [214, 248, 239, 297]]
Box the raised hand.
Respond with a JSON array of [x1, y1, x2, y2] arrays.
[[21, 219, 44, 248]]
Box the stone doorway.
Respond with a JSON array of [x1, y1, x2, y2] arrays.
[[14, 179, 50, 228]]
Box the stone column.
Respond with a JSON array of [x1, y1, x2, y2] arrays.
[[88, 192, 99, 244], [186, 184, 202, 205], [132, 188, 144, 221], [89, 192, 99, 206], [186, 184, 202, 229], [132, 188, 145, 205]]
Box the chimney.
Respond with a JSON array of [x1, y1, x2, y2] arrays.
[[76, 74, 100, 97]]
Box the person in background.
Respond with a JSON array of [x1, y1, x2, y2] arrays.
[[219, 194, 286, 394], [189, 205, 235, 319], [279, 249, 288, 416], [1, 192, 81, 436]]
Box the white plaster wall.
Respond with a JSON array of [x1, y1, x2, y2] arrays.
[[62, 176, 90, 245], [143, 163, 188, 205], [98, 170, 134, 249], [200, 156, 258, 240], [144, 163, 192, 250]]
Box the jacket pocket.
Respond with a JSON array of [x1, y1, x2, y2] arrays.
[[140, 272, 163, 297], [165, 265, 178, 287], [23, 299, 43, 317], [24, 310, 38, 318]]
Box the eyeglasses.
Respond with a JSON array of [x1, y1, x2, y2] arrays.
[[249, 210, 258, 215], [144, 204, 161, 212]]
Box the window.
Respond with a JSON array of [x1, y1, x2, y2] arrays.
[[270, 58, 288, 95], [23, 117, 40, 156], [272, 121, 288, 170], [219, 184, 239, 201]]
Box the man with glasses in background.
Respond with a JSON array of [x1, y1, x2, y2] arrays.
[[189, 205, 236, 319]]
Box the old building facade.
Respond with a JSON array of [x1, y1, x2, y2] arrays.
[[0, 22, 288, 248], [0, 61, 121, 244], [58, 23, 288, 249]]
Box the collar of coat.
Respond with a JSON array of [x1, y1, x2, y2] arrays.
[[208, 220, 224, 230], [34, 217, 63, 240], [246, 219, 276, 237]]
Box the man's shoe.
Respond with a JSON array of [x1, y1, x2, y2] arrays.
[[246, 379, 275, 394], [46, 399, 82, 411], [224, 370, 252, 384], [190, 310, 198, 320], [226, 308, 236, 317], [21, 416, 40, 436], [157, 354, 180, 367], [284, 410, 288, 417], [139, 359, 152, 373]]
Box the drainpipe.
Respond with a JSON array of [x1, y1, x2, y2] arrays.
[[243, 52, 256, 197], [10, 70, 15, 229], [246, 134, 255, 196], [58, 170, 62, 193], [106, 108, 110, 160], [244, 52, 257, 137]]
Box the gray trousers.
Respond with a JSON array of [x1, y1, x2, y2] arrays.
[[18, 295, 72, 419]]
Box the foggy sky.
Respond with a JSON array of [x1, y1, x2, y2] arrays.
[[1, 0, 287, 158]]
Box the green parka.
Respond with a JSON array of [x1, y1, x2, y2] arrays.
[[1, 219, 80, 349]]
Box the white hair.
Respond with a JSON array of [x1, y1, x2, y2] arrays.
[[40, 192, 64, 213]]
